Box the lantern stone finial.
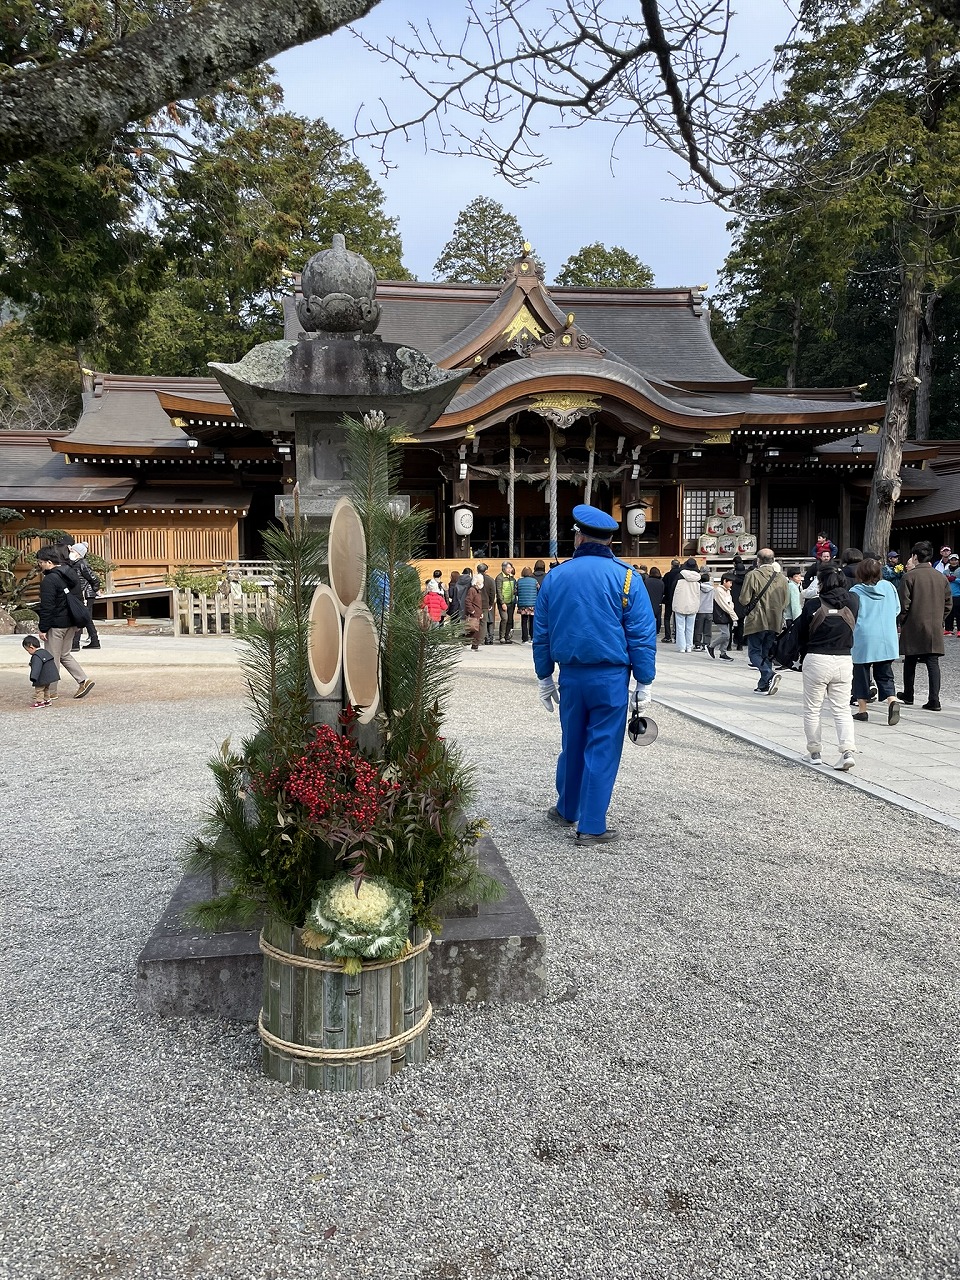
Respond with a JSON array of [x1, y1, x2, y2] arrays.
[[296, 234, 381, 336]]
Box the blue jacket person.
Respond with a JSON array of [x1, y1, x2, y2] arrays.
[[532, 505, 657, 845]]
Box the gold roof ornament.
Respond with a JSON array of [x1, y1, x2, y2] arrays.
[[502, 304, 545, 345], [530, 391, 600, 430], [523, 242, 532, 254]]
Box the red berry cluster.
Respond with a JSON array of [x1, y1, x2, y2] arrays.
[[285, 725, 398, 832]]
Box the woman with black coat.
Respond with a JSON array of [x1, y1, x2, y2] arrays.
[[643, 566, 665, 634], [730, 554, 748, 649], [798, 565, 859, 770], [36, 546, 95, 699]]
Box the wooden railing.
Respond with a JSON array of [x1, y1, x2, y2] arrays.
[[172, 586, 275, 636]]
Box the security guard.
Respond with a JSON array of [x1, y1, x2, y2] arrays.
[[533, 505, 657, 845]]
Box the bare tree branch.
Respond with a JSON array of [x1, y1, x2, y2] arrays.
[[351, 0, 767, 197], [0, 0, 380, 165]]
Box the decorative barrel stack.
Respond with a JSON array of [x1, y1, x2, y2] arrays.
[[258, 496, 433, 1090], [697, 496, 757, 558]]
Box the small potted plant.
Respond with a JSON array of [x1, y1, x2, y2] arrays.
[[122, 599, 140, 625]]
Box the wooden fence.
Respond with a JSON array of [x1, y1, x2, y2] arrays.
[[172, 586, 275, 636]]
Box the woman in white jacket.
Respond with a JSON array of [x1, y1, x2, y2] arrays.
[[671, 559, 702, 653]]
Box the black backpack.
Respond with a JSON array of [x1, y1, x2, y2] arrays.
[[775, 616, 804, 668]]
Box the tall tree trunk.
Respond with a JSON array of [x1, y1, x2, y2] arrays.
[[915, 290, 940, 442], [863, 257, 925, 554], [786, 301, 801, 389]]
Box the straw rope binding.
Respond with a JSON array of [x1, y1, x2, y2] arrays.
[[259, 929, 432, 972], [257, 1003, 433, 1063]]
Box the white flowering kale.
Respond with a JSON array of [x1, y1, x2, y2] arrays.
[[304, 874, 413, 971]]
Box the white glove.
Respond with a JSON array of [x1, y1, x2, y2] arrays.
[[631, 684, 652, 713], [538, 676, 560, 713]]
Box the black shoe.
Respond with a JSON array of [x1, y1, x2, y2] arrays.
[[852, 711, 869, 722], [718, 653, 734, 661], [896, 691, 914, 705], [888, 700, 901, 726], [707, 645, 715, 659], [547, 806, 575, 826], [575, 828, 619, 846], [83, 642, 101, 649], [922, 701, 942, 711]]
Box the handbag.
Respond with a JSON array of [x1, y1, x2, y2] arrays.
[[56, 570, 93, 629]]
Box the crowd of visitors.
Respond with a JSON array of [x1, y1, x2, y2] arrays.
[[640, 534, 954, 771]]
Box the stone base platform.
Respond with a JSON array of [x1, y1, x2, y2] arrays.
[[136, 837, 546, 1019]]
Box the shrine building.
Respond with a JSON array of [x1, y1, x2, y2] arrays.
[[1, 247, 951, 580]]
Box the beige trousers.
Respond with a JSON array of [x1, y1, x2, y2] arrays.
[[43, 627, 86, 694], [802, 653, 855, 755]]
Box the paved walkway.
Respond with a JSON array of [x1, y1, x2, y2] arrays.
[[3, 629, 959, 830], [650, 640, 960, 833]]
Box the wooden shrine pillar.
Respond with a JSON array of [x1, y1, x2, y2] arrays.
[[757, 476, 770, 550], [840, 483, 852, 552]]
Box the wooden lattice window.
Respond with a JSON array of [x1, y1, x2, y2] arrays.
[[768, 507, 800, 553], [683, 489, 735, 544]]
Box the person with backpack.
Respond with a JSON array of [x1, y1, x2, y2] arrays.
[[495, 561, 517, 643], [476, 562, 497, 645], [797, 564, 859, 770], [35, 545, 95, 700]]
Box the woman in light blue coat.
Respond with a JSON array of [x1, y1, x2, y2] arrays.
[[851, 557, 902, 725]]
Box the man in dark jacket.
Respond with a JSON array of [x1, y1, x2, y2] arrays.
[[897, 540, 952, 710], [476, 562, 497, 645], [36, 546, 95, 700], [660, 559, 682, 643]]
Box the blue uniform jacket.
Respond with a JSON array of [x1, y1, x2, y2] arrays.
[[532, 544, 657, 684]]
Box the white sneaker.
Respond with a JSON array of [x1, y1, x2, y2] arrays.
[[834, 752, 855, 772], [767, 673, 781, 696], [807, 752, 822, 765]]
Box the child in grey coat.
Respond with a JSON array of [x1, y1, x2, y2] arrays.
[[22, 635, 59, 707]]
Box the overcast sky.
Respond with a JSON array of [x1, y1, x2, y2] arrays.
[[273, 0, 795, 290]]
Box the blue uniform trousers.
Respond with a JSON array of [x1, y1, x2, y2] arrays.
[[555, 664, 629, 835]]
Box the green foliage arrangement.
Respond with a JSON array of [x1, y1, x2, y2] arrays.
[[166, 569, 222, 594], [185, 415, 500, 939]]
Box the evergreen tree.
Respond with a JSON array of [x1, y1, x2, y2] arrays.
[[731, 0, 960, 550], [433, 197, 529, 283], [556, 243, 653, 287], [119, 110, 409, 374]]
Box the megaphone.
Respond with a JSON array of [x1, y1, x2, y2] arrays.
[[627, 712, 658, 746]]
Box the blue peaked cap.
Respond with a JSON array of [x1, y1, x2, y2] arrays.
[[572, 503, 619, 536]]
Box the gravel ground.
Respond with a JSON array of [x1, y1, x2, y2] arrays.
[[2, 662, 959, 1280]]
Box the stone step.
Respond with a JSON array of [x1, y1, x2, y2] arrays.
[[136, 837, 546, 1019]]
